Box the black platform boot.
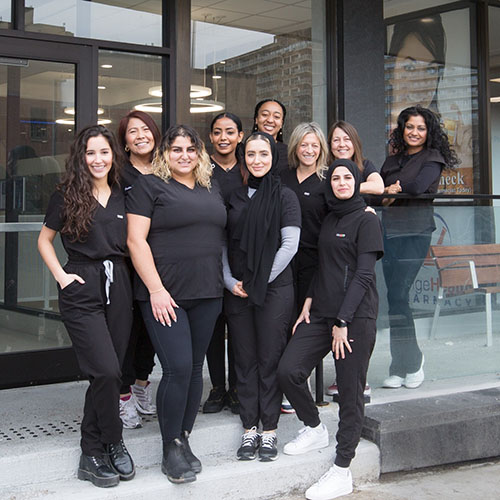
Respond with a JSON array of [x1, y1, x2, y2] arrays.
[[106, 439, 136, 480], [77, 454, 120, 488], [161, 438, 197, 484]]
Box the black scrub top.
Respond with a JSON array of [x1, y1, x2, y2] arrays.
[[280, 169, 327, 250], [226, 185, 301, 288], [211, 158, 244, 203], [120, 160, 141, 191], [276, 141, 289, 173], [44, 186, 127, 261], [126, 174, 227, 301], [311, 208, 383, 319]]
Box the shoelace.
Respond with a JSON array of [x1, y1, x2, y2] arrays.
[[241, 428, 259, 447], [108, 440, 127, 459], [91, 456, 107, 467], [260, 433, 276, 449]]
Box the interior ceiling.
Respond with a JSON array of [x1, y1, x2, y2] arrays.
[[191, 0, 311, 34]]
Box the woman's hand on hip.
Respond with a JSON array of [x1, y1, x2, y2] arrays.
[[150, 287, 178, 327], [332, 325, 352, 360], [292, 298, 312, 335]]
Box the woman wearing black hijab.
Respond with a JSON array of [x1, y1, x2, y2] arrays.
[[278, 159, 383, 500], [224, 131, 301, 462]]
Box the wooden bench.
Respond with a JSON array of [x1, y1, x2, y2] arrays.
[[429, 244, 500, 346]]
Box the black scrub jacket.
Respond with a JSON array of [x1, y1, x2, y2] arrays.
[[311, 208, 383, 320], [44, 186, 128, 260], [125, 174, 227, 301]]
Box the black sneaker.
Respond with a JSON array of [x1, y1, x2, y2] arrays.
[[180, 430, 202, 473], [225, 387, 240, 414], [77, 454, 119, 488], [106, 439, 135, 480], [162, 438, 197, 484], [236, 427, 260, 461], [259, 432, 278, 462], [202, 386, 226, 413]]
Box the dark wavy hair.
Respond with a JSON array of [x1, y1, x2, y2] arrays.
[[389, 105, 459, 169], [252, 99, 287, 142], [117, 110, 161, 162], [58, 125, 122, 242], [210, 111, 245, 175]]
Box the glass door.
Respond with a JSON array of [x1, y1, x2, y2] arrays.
[[0, 37, 93, 388]]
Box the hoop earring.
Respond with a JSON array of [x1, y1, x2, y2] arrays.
[[124, 145, 130, 152]]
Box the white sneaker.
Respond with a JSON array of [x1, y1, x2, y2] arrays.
[[131, 382, 156, 415], [404, 356, 425, 389], [283, 424, 329, 455], [305, 465, 353, 500], [382, 375, 405, 388], [119, 396, 142, 429]]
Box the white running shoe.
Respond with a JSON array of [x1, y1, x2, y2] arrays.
[[283, 424, 329, 455], [119, 396, 142, 429], [131, 382, 156, 415], [382, 375, 405, 388], [404, 356, 425, 389], [305, 465, 353, 500]]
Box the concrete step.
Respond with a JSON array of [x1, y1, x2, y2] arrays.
[[1, 406, 379, 499]]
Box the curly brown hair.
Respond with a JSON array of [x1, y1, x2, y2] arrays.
[[58, 125, 122, 242]]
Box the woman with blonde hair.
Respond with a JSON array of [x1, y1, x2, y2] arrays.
[[126, 125, 226, 483]]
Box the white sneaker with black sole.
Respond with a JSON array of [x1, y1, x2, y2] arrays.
[[283, 423, 329, 455]]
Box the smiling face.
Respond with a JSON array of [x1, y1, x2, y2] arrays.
[[254, 101, 284, 140], [296, 132, 321, 169], [403, 114, 427, 154], [86, 135, 113, 183], [330, 166, 355, 200], [245, 138, 272, 178], [125, 117, 155, 160], [209, 116, 243, 156], [168, 135, 198, 181], [330, 127, 355, 161]]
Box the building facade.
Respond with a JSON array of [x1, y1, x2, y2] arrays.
[[0, 0, 499, 389]]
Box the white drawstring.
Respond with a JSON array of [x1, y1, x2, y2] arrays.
[[103, 260, 114, 305]]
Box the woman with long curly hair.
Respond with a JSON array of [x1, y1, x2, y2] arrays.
[[126, 125, 226, 484], [380, 105, 458, 390], [38, 125, 135, 488]]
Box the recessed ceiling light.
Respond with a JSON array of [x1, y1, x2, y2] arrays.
[[490, 96, 500, 103], [101, 64, 113, 69], [212, 75, 222, 79], [98, 85, 106, 90], [490, 78, 500, 83]]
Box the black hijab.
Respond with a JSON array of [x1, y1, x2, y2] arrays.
[[235, 132, 282, 306], [325, 159, 366, 218]]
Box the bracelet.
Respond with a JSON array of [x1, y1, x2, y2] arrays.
[[149, 286, 165, 294], [333, 318, 348, 328]]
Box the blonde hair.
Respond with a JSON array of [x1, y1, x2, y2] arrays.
[[287, 122, 329, 179], [152, 125, 213, 189]]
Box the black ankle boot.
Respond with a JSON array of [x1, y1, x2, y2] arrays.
[[106, 439, 135, 480], [202, 386, 226, 413], [180, 430, 202, 473], [162, 438, 197, 484], [78, 454, 119, 488]]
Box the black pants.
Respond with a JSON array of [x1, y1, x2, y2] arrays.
[[278, 315, 376, 467], [205, 308, 237, 389], [58, 259, 133, 457], [382, 234, 430, 376], [139, 298, 222, 444], [293, 247, 318, 314], [120, 300, 156, 393], [225, 284, 293, 431]]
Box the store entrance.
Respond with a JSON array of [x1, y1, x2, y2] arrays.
[[0, 37, 94, 388]]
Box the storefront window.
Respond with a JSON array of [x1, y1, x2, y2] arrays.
[[490, 6, 500, 212], [25, 0, 162, 46], [0, 1, 10, 28], [385, 7, 478, 195], [98, 50, 162, 133], [190, 0, 327, 144]]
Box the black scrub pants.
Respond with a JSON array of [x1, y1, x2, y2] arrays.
[[58, 259, 133, 457], [225, 283, 294, 431], [293, 247, 318, 313], [278, 315, 376, 467], [139, 298, 222, 447], [382, 234, 430, 377], [205, 308, 237, 389]]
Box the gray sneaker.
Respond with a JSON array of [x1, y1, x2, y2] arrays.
[[131, 382, 156, 415], [119, 396, 142, 429]]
